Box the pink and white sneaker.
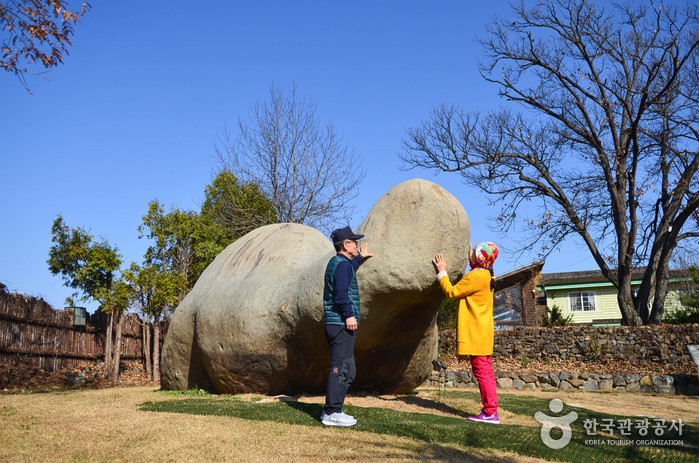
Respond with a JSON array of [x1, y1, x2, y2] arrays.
[[467, 411, 500, 424]]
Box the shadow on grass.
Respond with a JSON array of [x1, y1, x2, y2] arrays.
[[285, 393, 472, 420], [140, 394, 698, 463], [283, 400, 321, 421], [391, 394, 472, 419], [281, 401, 531, 462]]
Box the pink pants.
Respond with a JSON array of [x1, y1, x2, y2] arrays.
[[470, 355, 498, 415]]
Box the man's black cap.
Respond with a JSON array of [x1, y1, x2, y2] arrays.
[[330, 226, 364, 244]]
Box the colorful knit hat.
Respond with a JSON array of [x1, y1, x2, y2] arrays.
[[474, 242, 498, 270]]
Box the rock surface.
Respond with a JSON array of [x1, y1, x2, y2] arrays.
[[161, 179, 470, 394]]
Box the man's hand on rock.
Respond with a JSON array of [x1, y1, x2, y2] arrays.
[[359, 243, 374, 260], [345, 316, 358, 331]]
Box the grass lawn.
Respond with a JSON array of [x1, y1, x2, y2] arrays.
[[1, 386, 696, 462], [142, 389, 697, 462]]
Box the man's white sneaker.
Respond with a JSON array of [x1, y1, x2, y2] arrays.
[[321, 411, 357, 427]]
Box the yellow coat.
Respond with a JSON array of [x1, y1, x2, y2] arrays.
[[438, 269, 494, 356]]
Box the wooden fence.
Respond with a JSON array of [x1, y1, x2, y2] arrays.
[[0, 287, 150, 372]]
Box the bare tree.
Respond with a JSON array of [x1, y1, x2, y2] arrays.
[[401, 0, 699, 325], [216, 83, 365, 232]]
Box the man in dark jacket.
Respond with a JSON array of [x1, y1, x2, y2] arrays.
[[320, 226, 373, 426]]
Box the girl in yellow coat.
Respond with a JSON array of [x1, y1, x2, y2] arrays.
[[432, 241, 499, 424]]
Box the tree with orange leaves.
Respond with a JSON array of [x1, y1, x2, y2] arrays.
[[1, 0, 90, 91]]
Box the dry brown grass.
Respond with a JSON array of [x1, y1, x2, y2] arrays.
[[0, 386, 548, 463]]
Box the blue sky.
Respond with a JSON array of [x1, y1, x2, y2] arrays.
[[1, 1, 599, 312]]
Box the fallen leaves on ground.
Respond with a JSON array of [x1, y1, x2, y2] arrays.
[[0, 360, 156, 393]]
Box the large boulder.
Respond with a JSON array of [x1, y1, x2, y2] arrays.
[[161, 179, 469, 394]]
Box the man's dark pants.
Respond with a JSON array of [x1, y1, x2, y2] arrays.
[[324, 324, 356, 414]]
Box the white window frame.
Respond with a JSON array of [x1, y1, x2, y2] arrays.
[[568, 291, 596, 312]]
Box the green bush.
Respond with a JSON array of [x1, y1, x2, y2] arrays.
[[436, 298, 458, 359], [437, 297, 458, 330], [663, 305, 699, 324], [540, 304, 572, 327]]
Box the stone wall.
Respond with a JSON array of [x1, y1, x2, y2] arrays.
[[426, 370, 699, 395], [493, 324, 697, 367], [424, 324, 699, 395]]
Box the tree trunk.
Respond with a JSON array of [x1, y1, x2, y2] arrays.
[[110, 311, 123, 384], [637, 226, 670, 324], [104, 310, 113, 374], [637, 278, 650, 324], [615, 250, 644, 325], [649, 245, 675, 324], [617, 278, 643, 326], [650, 266, 669, 324], [153, 320, 161, 384], [143, 317, 152, 380]]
